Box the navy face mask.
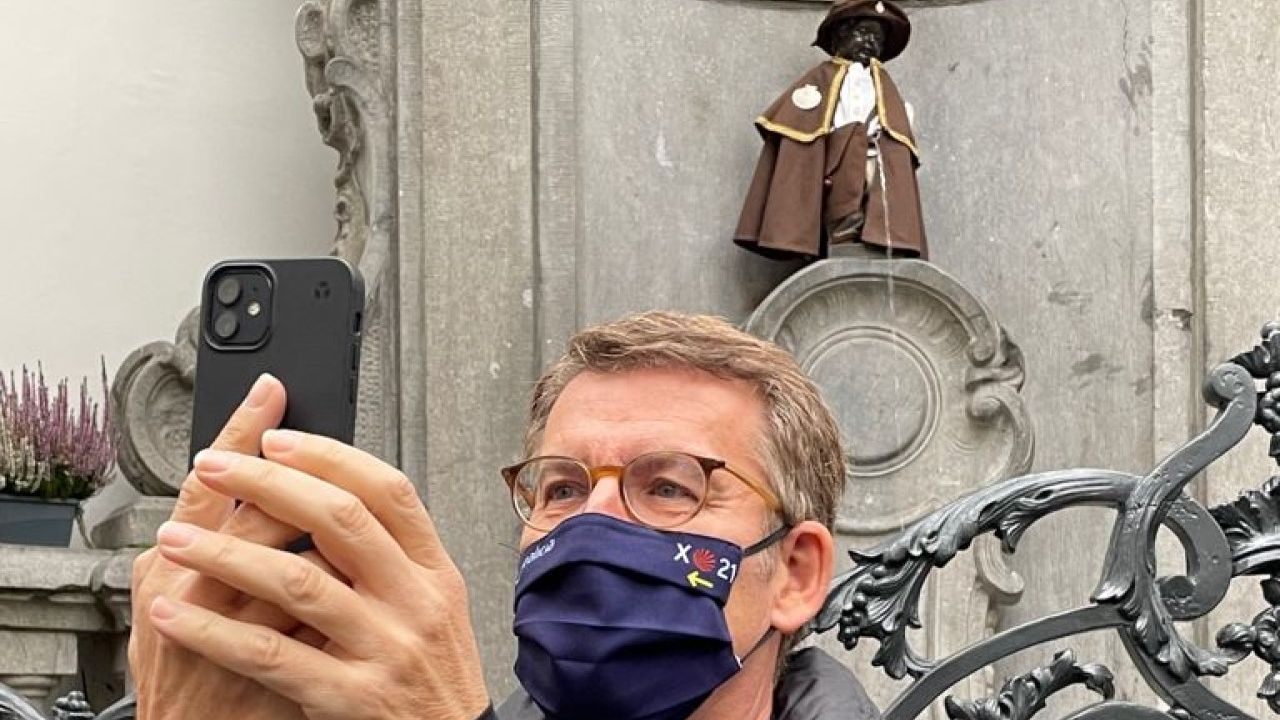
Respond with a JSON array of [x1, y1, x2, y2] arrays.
[[512, 513, 789, 720]]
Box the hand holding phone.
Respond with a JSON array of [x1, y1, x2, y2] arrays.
[[189, 257, 364, 463]]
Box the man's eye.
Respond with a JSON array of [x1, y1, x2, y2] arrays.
[[650, 480, 695, 500], [543, 481, 587, 503]]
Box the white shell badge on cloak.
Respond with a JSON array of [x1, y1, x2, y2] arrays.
[[791, 84, 822, 111]]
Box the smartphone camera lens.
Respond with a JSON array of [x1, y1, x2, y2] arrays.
[[216, 277, 242, 306], [213, 311, 239, 340]]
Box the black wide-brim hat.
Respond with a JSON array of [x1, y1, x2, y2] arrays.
[[813, 0, 911, 62]]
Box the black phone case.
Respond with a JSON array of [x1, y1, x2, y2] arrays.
[[188, 258, 365, 465]]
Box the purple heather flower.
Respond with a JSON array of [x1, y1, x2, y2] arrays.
[[0, 362, 116, 500]]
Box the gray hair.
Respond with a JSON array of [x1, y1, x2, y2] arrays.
[[524, 311, 845, 532]]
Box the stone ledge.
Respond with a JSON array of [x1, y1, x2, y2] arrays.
[[0, 547, 138, 634]]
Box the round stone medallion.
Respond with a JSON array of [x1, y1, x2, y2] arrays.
[[743, 258, 1004, 536], [804, 327, 938, 476]]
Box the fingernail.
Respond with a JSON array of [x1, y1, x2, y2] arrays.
[[150, 596, 180, 622], [244, 373, 275, 409], [193, 449, 236, 475], [157, 521, 198, 549], [262, 429, 300, 453]]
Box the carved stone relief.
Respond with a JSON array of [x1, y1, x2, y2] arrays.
[[109, 312, 198, 496], [745, 257, 1033, 715], [746, 258, 1033, 535], [295, 0, 399, 461]]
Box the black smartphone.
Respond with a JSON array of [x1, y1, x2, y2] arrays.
[[189, 257, 365, 464]]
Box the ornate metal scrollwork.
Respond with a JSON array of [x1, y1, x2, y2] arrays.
[[1211, 480, 1280, 713], [811, 322, 1280, 719], [1090, 361, 1255, 679], [0, 683, 41, 720], [1212, 477, 1280, 576], [943, 651, 1114, 720], [48, 692, 94, 720], [1215, 578, 1280, 714], [0, 688, 132, 720], [1228, 320, 1280, 461], [809, 467, 1231, 681]]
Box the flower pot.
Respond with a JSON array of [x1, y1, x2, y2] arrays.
[[0, 496, 78, 547]]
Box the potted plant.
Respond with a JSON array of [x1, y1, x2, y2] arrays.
[[0, 364, 115, 547]]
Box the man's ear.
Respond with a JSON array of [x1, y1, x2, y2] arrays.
[[769, 520, 835, 634]]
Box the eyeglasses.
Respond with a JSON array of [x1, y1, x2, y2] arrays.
[[501, 451, 784, 532]]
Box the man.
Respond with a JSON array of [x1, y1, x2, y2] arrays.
[[735, 0, 928, 260], [129, 311, 878, 720]]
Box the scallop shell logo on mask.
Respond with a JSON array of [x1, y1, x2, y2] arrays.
[[791, 84, 822, 111]]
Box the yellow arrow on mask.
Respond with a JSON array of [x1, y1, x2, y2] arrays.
[[687, 571, 715, 590]]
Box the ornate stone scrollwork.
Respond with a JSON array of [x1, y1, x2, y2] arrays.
[[109, 311, 198, 496], [296, 0, 393, 277], [295, 0, 398, 459], [747, 257, 1032, 713], [745, 258, 1033, 538]]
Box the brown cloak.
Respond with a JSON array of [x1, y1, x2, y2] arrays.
[[734, 58, 928, 260]]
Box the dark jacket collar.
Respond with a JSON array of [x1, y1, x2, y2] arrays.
[[495, 647, 879, 720], [770, 647, 879, 719]]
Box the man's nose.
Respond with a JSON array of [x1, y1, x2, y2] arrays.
[[582, 474, 630, 520]]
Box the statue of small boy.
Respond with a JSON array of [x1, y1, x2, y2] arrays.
[[735, 0, 928, 260]]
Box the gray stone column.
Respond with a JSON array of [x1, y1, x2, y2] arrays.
[[412, 0, 535, 698]]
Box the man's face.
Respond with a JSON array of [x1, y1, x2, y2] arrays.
[[522, 366, 780, 657], [833, 18, 887, 65]]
